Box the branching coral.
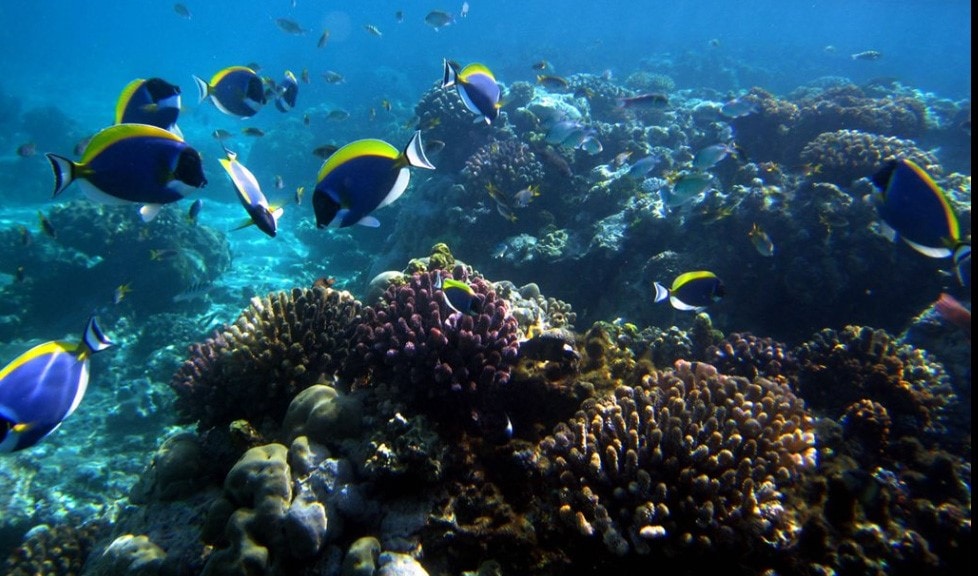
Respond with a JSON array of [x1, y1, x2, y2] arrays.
[[346, 267, 520, 434]]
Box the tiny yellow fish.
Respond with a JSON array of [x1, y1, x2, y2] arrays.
[[294, 186, 305, 205], [749, 223, 775, 257], [114, 283, 132, 304]]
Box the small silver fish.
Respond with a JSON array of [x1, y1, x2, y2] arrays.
[[748, 223, 775, 256], [851, 50, 882, 61]]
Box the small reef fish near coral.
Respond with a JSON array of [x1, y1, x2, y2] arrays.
[[0, 1, 971, 575]]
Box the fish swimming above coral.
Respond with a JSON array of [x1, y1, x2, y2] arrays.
[[114, 77, 183, 136], [193, 65, 266, 118], [0, 316, 114, 453], [313, 130, 436, 228], [442, 59, 502, 124], [654, 271, 726, 311], [219, 148, 282, 237], [46, 123, 207, 222], [870, 158, 963, 259]]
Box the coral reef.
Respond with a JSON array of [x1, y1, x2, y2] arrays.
[[412, 83, 501, 173], [1, 520, 108, 576], [170, 286, 362, 431], [705, 332, 795, 380], [792, 326, 956, 440], [540, 360, 817, 556], [461, 138, 545, 195], [798, 129, 940, 187], [345, 266, 521, 435]]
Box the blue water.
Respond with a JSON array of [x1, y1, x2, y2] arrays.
[[0, 1, 971, 574]]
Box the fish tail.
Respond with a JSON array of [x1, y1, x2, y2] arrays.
[[192, 75, 211, 104], [403, 130, 436, 170], [653, 282, 670, 303], [81, 316, 115, 355], [45, 154, 78, 198], [441, 59, 457, 89]]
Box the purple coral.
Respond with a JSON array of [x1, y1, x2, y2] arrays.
[[346, 268, 520, 432]]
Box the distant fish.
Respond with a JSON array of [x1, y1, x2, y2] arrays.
[[395, 11, 404, 23], [17, 142, 36, 157], [851, 50, 883, 61], [425, 10, 455, 31], [150, 248, 181, 261], [173, 3, 191, 19], [720, 97, 758, 118], [327, 109, 350, 121], [653, 271, 725, 312], [242, 127, 265, 137], [321, 70, 345, 84], [532, 60, 551, 71], [187, 198, 203, 224], [660, 172, 712, 208], [460, 2, 470, 18], [617, 93, 669, 110], [294, 186, 305, 206], [317, 29, 330, 48], [173, 280, 214, 303], [536, 75, 569, 91], [113, 283, 131, 305], [512, 185, 540, 208], [274, 175, 285, 190], [626, 154, 660, 179], [691, 143, 738, 170], [276, 18, 307, 35], [212, 129, 233, 140], [748, 223, 775, 257], [933, 293, 971, 339], [364, 24, 382, 37], [38, 211, 56, 238]]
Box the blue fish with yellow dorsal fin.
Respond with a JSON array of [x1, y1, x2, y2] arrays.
[[45, 123, 207, 222], [219, 148, 282, 237], [115, 77, 183, 136], [193, 66, 266, 118], [435, 274, 481, 315], [0, 317, 114, 453], [442, 60, 501, 124], [313, 130, 435, 228], [870, 158, 961, 258], [653, 271, 725, 312]]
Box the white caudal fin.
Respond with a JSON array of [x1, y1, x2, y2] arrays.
[[653, 282, 670, 303], [46, 154, 77, 198], [192, 75, 211, 104], [404, 130, 436, 170], [441, 59, 457, 89], [139, 204, 163, 222], [83, 316, 115, 353]]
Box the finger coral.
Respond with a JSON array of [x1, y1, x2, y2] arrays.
[[540, 360, 816, 556], [170, 286, 361, 431]]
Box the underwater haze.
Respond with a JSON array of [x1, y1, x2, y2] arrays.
[[0, 1, 972, 575]]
